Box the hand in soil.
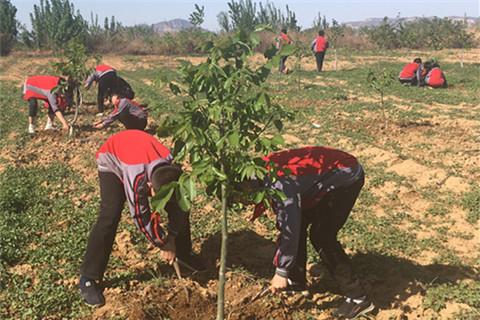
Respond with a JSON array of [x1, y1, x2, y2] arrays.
[[160, 237, 176, 265], [269, 274, 288, 293]]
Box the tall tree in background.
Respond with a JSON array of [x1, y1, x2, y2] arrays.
[[0, 0, 18, 56], [27, 0, 87, 50], [189, 4, 205, 28], [217, 1, 300, 33]]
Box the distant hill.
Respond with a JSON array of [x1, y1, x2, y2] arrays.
[[344, 16, 480, 29], [152, 18, 195, 33]]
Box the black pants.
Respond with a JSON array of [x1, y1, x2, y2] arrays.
[[289, 172, 366, 299], [399, 78, 417, 86], [28, 98, 56, 117], [80, 172, 192, 280], [279, 56, 288, 73], [315, 51, 326, 72], [97, 73, 117, 113]]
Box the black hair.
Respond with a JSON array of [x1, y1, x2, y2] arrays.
[[151, 165, 183, 192], [281, 28, 287, 34], [413, 58, 422, 63], [318, 30, 325, 36]]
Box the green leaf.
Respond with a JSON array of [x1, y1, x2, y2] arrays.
[[228, 131, 240, 147], [151, 182, 176, 213], [212, 166, 227, 181], [271, 134, 284, 146]]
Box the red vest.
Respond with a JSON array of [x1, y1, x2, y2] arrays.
[[96, 64, 115, 73], [314, 36, 328, 52], [426, 68, 445, 88], [96, 130, 170, 165], [264, 146, 358, 177], [23, 75, 60, 101], [399, 63, 419, 79]]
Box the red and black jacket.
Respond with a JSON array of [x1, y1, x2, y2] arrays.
[[96, 130, 184, 247], [23, 75, 66, 112]]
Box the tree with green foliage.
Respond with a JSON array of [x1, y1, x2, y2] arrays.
[[0, 0, 18, 56], [313, 12, 329, 30], [328, 19, 345, 71], [367, 68, 395, 128], [189, 4, 205, 28], [26, 0, 87, 50], [218, 1, 300, 33], [155, 29, 292, 319], [52, 39, 98, 136]]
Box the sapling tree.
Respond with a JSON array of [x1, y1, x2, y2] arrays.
[[328, 19, 345, 71], [367, 68, 394, 128], [52, 39, 98, 136], [152, 29, 292, 319]]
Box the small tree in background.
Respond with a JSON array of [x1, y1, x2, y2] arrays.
[[189, 4, 205, 29], [154, 29, 292, 319], [328, 19, 345, 71], [367, 68, 395, 128], [52, 39, 98, 136], [0, 0, 18, 56]]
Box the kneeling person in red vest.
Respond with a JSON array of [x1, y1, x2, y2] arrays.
[[93, 92, 147, 131], [23, 75, 71, 134], [238, 146, 374, 320], [424, 62, 447, 88], [79, 130, 205, 306], [399, 58, 423, 86]]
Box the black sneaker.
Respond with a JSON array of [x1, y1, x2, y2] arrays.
[[176, 253, 207, 272], [79, 276, 105, 306], [332, 297, 375, 319], [284, 278, 310, 296]]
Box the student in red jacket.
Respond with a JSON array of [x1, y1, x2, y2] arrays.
[[399, 58, 423, 86], [275, 28, 293, 73], [311, 30, 329, 72], [84, 64, 135, 114], [79, 130, 205, 306], [424, 62, 447, 88], [93, 92, 147, 130], [23, 75, 71, 134], [238, 146, 374, 320]]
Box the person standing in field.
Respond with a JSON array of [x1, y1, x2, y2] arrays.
[[79, 130, 205, 306], [23, 75, 71, 134], [237, 146, 375, 320], [398, 58, 423, 86], [93, 92, 148, 131], [311, 30, 329, 72], [275, 28, 293, 74], [423, 62, 448, 88], [84, 64, 135, 115]]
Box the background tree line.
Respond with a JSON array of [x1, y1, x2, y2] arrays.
[[0, 0, 477, 56]]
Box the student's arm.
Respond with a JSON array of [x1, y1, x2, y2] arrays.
[[124, 170, 167, 247], [271, 179, 302, 278], [84, 72, 96, 89], [102, 100, 127, 128], [47, 93, 69, 129], [311, 39, 316, 51]]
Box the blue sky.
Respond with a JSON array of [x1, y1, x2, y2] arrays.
[[13, 0, 479, 30]]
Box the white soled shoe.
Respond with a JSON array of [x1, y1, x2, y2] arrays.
[[28, 124, 35, 134], [44, 119, 55, 130]]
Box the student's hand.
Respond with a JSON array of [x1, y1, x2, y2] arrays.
[[93, 122, 103, 129], [270, 274, 288, 293], [62, 124, 70, 131], [160, 236, 176, 265]]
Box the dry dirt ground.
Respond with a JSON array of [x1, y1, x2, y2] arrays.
[[1, 49, 479, 319]]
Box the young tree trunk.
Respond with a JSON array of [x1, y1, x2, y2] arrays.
[[334, 48, 338, 71], [460, 49, 464, 68], [216, 182, 228, 320]]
